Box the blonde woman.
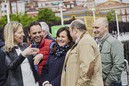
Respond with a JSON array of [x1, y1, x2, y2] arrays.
[[4, 21, 40, 86]]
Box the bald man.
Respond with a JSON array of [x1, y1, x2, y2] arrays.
[[93, 18, 124, 86]]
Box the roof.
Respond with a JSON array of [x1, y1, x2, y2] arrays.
[[96, 0, 129, 11]]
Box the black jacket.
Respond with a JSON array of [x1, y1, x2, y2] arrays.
[[0, 40, 4, 48], [0, 49, 7, 86], [5, 44, 39, 86]]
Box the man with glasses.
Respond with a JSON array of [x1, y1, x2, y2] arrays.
[[92, 18, 124, 86]]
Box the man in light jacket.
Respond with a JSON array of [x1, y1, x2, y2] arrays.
[[93, 18, 124, 86], [61, 19, 103, 86]]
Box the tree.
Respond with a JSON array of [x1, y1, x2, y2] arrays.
[[37, 8, 60, 23], [0, 16, 7, 28], [10, 14, 20, 21], [106, 10, 116, 22], [9, 13, 36, 28], [19, 13, 37, 28], [0, 8, 61, 28]]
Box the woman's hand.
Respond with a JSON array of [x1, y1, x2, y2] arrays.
[[33, 54, 43, 65], [21, 45, 39, 57]]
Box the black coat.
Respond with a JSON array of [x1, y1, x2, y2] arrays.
[[5, 44, 39, 86], [41, 43, 68, 86], [0, 49, 7, 86], [0, 40, 4, 48]]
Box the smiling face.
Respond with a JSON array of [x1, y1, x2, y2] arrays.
[[14, 27, 25, 45], [92, 18, 108, 39], [29, 25, 43, 45], [56, 30, 70, 47]]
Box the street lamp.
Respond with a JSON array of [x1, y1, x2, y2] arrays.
[[59, 2, 64, 25], [91, 7, 96, 21], [5, 0, 10, 23], [115, 10, 120, 41]]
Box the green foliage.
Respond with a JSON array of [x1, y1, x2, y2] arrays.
[[37, 8, 60, 23], [0, 8, 60, 28], [10, 14, 20, 21], [19, 14, 37, 28], [0, 16, 7, 28], [10, 13, 37, 28], [106, 10, 116, 22]]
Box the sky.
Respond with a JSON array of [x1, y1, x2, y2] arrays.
[[95, 0, 129, 3]]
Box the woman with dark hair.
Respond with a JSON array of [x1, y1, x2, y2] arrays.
[[41, 27, 74, 86]]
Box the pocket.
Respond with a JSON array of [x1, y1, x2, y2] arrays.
[[101, 46, 111, 63], [101, 45, 110, 54]]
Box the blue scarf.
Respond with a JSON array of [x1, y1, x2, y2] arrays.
[[55, 44, 69, 58]]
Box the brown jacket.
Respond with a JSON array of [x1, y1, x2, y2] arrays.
[[61, 33, 103, 86]]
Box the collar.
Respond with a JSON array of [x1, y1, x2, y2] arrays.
[[75, 37, 80, 44], [98, 33, 110, 45], [75, 31, 86, 44]]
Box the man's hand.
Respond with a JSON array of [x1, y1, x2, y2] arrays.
[[33, 54, 43, 65]]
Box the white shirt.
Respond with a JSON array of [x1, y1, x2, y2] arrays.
[[15, 47, 39, 86]]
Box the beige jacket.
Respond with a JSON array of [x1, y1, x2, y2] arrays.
[[61, 33, 103, 86]]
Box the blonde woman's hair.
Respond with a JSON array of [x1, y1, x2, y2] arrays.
[[4, 21, 22, 52]]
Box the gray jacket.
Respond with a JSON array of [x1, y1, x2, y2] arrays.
[[99, 33, 124, 84]]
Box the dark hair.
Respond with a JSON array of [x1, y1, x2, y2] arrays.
[[23, 26, 30, 43], [53, 26, 74, 53], [28, 21, 41, 33], [56, 26, 72, 41], [70, 20, 87, 32]]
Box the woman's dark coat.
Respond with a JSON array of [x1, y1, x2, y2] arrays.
[[41, 43, 68, 86], [5, 44, 39, 86]]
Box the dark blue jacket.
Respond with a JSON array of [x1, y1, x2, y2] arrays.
[[0, 49, 7, 86], [0, 41, 7, 86], [0, 40, 4, 48], [41, 43, 68, 86]]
